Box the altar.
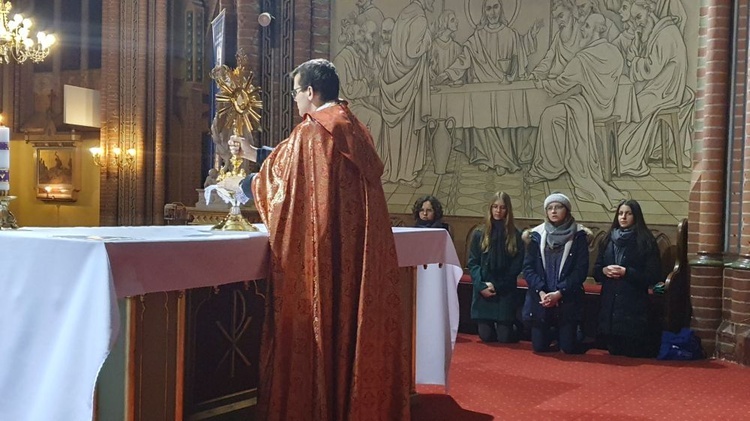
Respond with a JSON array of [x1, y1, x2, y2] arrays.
[[0, 225, 460, 420]]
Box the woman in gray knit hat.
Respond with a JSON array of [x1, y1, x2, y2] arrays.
[[521, 192, 589, 354]]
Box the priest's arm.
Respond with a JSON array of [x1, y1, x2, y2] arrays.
[[227, 134, 274, 200]]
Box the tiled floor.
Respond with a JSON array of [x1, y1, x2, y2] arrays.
[[383, 149, 690, 224]]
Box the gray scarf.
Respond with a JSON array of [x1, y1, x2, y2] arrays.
[[544, 216, 576, 249], [610, 227, 635, 265]]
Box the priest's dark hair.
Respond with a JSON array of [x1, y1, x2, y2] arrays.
[[290, 59, 340, 102]]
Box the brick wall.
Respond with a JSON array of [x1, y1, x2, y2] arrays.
[[689, 0, 733, 358]]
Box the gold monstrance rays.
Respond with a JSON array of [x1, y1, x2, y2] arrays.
[[211, 50, 263, 138]]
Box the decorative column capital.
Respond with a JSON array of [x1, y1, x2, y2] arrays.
[[690, 251, 726, 267], [724, 254, 750, 270]]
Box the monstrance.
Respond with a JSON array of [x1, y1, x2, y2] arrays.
[[207, 49, 263, 231]]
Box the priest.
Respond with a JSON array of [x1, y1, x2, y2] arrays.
[[225, 58, 410, 421]]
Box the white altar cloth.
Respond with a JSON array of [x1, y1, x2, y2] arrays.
[[392, 227, 462, 387], [0, 225, 460, 420]]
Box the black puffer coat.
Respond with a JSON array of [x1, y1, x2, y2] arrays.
[[594, 234, 661, 338]]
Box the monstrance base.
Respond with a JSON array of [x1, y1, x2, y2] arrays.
[[211, 212, 258, 232]]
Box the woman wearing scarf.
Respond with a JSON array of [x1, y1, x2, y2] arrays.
[[522, 192, 589, 353], [467, 192, 525, 343], [595, 199, 661, 357], [412, 195, 451, 233]]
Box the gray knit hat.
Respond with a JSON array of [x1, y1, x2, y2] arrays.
[[543, 192, 571, 212]]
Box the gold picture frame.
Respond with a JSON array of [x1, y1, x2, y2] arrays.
[[26, 133, 82, 202]]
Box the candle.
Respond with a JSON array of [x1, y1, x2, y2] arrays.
[[0, 122, 9, 193]]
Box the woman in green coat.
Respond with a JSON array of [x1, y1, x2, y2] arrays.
[[468, 191, 525, 343]]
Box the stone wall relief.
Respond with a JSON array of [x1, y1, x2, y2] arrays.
[[331, 0, 695, 223]]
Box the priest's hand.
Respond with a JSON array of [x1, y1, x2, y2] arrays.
[[228, 134, 258, 163]]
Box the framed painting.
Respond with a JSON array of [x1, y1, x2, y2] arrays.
[[26, 134, 82, 202]]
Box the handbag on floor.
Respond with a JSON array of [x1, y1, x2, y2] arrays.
[[657, 328, 705, 360]]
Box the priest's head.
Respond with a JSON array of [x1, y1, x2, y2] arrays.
[[290, 59, 340, 117]]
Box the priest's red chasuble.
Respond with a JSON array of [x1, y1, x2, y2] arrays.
[[252, 102, 411, 421]]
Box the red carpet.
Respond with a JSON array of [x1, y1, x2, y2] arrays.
[[412, 333, 750, 420]]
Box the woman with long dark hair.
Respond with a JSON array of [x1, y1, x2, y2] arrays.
[[467, 192, 524, 343], [595, 199, 661, 357]]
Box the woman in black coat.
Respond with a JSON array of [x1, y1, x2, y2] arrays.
[[467, 192, 524, 343], [412, 195, 451, 233], [522, 193, 589, 354], [594, 199, 661, 357]]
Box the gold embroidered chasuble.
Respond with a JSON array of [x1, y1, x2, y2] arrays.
[[252, 102, 411, 421]]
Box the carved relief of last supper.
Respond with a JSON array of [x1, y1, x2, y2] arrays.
[[331, 0, 695, 224]]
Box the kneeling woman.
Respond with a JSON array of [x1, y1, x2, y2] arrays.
[[595, 199, 661, 357], [468, 192, 524, 343], [522, 193, 588, 354], [412, 195, 451, 233]]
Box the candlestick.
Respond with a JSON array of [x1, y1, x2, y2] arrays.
[[0, 124, 9, 194], [0, 195, 17, 229]]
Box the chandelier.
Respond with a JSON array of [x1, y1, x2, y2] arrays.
[[0, 1, 56, 64]]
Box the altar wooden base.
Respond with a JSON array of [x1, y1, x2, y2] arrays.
[[97, 272, 417, 421]]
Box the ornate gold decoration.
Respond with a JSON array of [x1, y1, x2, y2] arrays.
[[211, 49, 262, 144], [212, 204, 257, 231], [208, 49, 263, 232]]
